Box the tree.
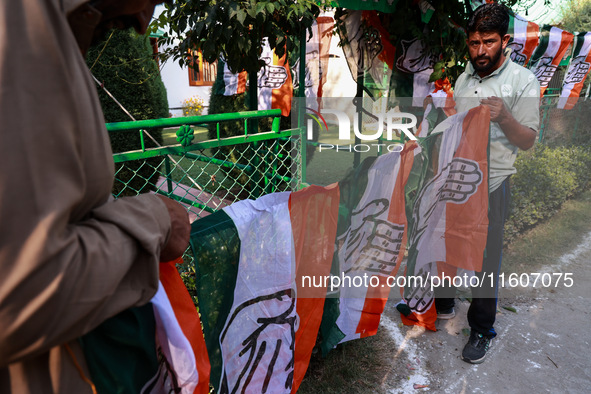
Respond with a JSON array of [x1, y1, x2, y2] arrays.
[[153, 0, 325, 74], [559, 0, 591, 32]]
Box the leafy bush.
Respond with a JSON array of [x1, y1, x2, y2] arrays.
[[86, 28, 169, 196], [182, 95, 205, 116], [505, 144, 591, 243]]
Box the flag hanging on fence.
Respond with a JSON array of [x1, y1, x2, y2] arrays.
[[508, 14, 540, 67], [558, 32, 591, 110], [151, 258, 211, 394], [189, 185, 339, 393], [529, 25, 574, 95], [320, 144, 417, 355], [398, 105, 490, 331]]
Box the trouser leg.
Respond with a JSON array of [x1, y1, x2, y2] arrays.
[[467, 179, 511, 338], [434, 265, 456, 311]]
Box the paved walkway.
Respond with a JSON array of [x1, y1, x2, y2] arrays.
[[380, 231, 591, 393]]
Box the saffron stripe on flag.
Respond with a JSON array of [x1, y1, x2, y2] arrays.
[[289, 184, 340, 393], [159, 258, 211, 394]]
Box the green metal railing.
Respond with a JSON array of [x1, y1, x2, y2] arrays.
[[108, 109, 303, 219]]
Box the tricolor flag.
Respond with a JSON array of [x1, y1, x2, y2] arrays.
[[508, 14, 540, 67], [80, 258, 211, 393], [215, 56, 247, 96], [529, 25, 574, 95], [320, 144, 417, 355], [258, 38, 294, 117], [189, 185, 339, 393], [337, 10, 396, 98], [394, 36, 437, 107], [151, 258, 211, 394], [398, 105, 490, 331], [558, 32, 591, 110], [291, 16, 334, 111], [216, 39, 293, 116]]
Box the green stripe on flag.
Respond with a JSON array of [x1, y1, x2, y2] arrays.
[[574, 32, 587, 57], [189, 210, 241, 392], [319, 156, 376, 356], [530, 25, 551, 65], [80, 305, 160, 393]]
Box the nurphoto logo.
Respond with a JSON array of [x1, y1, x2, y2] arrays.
[[301, 98, 419, 153]]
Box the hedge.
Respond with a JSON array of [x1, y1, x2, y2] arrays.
[[86, 29, 169, 196], [505, 144, 591, 244]]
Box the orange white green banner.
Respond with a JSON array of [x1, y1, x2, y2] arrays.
[[558, 32, 591, 109]]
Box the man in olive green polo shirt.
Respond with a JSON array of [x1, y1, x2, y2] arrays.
[[435, 2, 540, 364]]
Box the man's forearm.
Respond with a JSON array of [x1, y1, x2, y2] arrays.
[[497, 114, 537, 150]]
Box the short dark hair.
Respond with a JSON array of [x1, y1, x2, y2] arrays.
[[467, 3, 510, 37]]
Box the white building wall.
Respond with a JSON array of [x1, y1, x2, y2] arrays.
[[159, 53, 212, 117], [153, 5, 212, 117]]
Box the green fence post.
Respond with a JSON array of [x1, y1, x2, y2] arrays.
[[539, 98, 549, 143], [298, 28, 307, 188], [140, 129, 146, 152], [164, 156, 173, 194]]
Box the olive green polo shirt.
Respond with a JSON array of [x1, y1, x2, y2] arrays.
[[454, 55, 540, 192]]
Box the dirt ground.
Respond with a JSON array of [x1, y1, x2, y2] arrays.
[[377, 231, 591, 393]]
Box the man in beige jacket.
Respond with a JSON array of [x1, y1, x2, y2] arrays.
[[0, 0, 189, 392]]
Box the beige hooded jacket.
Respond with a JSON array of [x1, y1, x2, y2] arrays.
[[0, 0, 171, 392]]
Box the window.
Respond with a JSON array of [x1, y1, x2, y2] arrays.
[[188, 49, 217, 86]]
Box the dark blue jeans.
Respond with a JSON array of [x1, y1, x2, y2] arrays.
[[435, 178, 511, 338]]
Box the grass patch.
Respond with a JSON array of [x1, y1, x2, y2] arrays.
[[298, 329, 401, 394], [503, 189, 591, 273]]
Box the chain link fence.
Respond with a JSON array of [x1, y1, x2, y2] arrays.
[[539, 95, 591, 146], [107, 110, 303, 284]]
